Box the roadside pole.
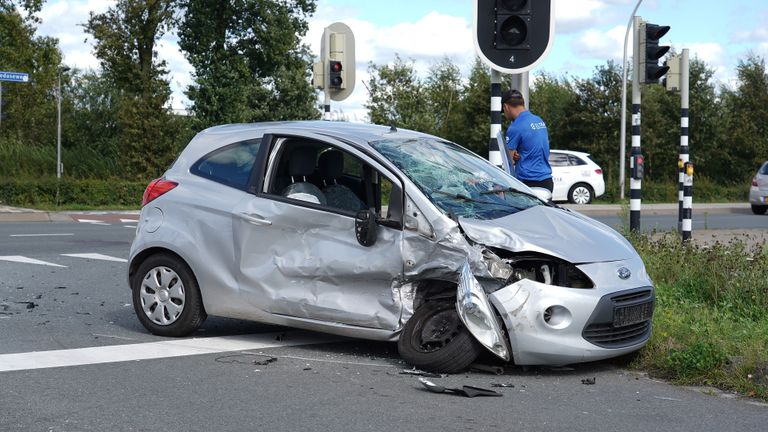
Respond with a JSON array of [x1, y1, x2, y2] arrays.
[[630, 16, 642, 232], [679, 49, 692, 241], [322, 27, 331, 120], [0, 82, 3, 130], [489, 69, 503, 168]]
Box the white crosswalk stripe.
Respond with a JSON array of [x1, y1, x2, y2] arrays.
[[120, 218, 139, 223], [0, 332, 337, 372], [0, 255, 67, 267], [76, 219, 110, 225], [61, 253, 128, 263]]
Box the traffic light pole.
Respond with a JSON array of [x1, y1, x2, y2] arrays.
[[0, 82, 3, 130], [679, 49, 692, 241], [489, 69, 503, 168], [509, 72, 529, 110], [630, 16, 642, 233], [322, 28, 331, 120]]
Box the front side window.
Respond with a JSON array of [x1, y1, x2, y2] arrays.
[[371, 138, 542, 220], [191, 139, 261, 190], [265, 138, 400, 223]]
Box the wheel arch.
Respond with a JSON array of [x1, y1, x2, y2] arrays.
[[128, 247, 196, 289]]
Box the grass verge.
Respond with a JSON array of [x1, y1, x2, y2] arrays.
[[631, 233, 768, 400]]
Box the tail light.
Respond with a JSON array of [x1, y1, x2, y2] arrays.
[[142, 178, 178, 206], [595, 169, 603, 175], [753, 177, 759, 187]]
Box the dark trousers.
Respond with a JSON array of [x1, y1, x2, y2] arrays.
[[521, 178, 554, 192]]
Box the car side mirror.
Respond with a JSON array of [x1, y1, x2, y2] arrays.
[[355, 209, 377, 247]]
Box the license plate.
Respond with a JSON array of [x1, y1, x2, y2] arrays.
[[613, 302, 653, 327]]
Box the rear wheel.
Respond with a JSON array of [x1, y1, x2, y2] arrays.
[[752, 204, 767, 215], [398, 300, 484, 373], [131, 253, 206, 337], [568, 183, 594, 204]]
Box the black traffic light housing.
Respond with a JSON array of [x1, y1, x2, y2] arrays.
[[329, 60, 343, 89], [640, 22, 671, 84], [631, 154, 645, 180], [474, 0, 555, 73]]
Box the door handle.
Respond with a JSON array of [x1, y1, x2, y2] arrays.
[[239, 212, 272, 226]]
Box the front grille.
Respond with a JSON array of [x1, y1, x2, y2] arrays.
[[612, 289, 652, 305], [581, 287, 654, 349], [583, 321, 651, 347]]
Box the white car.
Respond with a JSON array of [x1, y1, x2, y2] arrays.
[[549, 150, 605, 204], [749, 161, 768, 214]]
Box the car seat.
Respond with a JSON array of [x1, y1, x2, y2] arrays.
[[281, 146, 327, 205], [318, 150, 366, 212]]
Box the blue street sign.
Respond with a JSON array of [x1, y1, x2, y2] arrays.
[[0, 71, 29, 83]]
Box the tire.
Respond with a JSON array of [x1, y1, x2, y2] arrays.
[[398, 300, 485, 373], [751, 205, 767, 215], [131, 253, 206, 337], [568, 183, 593, 204]]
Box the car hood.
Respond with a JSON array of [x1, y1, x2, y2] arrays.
[[458, 206, 636, 264]]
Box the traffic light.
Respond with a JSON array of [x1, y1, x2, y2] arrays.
[[640, 21, 671, 84], [329, 60, 343, 90], [631, 154, 645, 180], [663, 54, 681, 91], [318, 22, 356, 102], [474, 0, 555, 74]]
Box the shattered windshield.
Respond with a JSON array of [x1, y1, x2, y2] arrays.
[[371, 138, 542, 220]]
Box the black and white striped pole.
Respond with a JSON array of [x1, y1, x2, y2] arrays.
[[630, 16, 643, 232], [676, 49, 691, 236], [489, 69, 503, 168]]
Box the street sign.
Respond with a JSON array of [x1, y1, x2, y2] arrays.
[[0, 71, 29, 83]]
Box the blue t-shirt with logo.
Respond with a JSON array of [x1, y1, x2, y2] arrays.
[[505, 111, 552, 181]]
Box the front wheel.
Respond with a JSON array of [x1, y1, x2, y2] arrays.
[[398, 301, 485, 373], [752, 204, 767, 215], [568, 183, 594, 204], [131, 253, 206, 337]]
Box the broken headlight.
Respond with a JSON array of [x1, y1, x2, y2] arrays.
[[483, 249, 594, 288]]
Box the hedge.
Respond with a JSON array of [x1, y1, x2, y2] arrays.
[[0, 178, 147, 208]]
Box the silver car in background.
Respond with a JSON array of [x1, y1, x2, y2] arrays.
[[128, 121, 655, 372], [749, 161, 768, 214]]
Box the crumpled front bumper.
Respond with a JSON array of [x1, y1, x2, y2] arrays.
[[468, 256, 655, 366]]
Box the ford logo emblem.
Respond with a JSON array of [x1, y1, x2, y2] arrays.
[[617, 267, 631, 280]]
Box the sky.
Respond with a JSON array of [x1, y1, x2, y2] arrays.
[[29, 0, 768, 121]]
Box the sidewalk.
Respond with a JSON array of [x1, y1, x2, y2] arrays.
[[0, 205, 140, 222]]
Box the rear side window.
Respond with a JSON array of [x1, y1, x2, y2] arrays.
[[191, 139, 262, 190], [568, 155, 587, 166], [549, 153, 569, 167], [760, 162, 768, 175]]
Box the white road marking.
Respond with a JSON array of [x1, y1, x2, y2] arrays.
[[61, 253, 128, 263], [124, 225, 137, 229], [10, 233, 74, 237], [120, 218, 139, 223], [0, 332, 337, 372], [0, 256, 67, 268], [76, 219, 110, 225]]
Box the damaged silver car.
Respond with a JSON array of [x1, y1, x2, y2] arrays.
[[128, 121, 655, 372]]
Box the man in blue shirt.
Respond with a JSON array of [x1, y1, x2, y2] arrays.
[[502, 89, 554, 192]]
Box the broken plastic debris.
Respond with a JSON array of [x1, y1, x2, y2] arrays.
[[470, 363, 505, 375], [419, 378, 502, 398], [253, 357, 278, 366], [400, 368, 442, 378], [581, 377, 596, 385]]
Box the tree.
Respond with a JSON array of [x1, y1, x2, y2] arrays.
[[718, 54, 768, 183], [452, 58, 491, 156], [0, 2, 62, 146], [365, 55, 431, 131], [84, 0, 179, 179], [178, 0, 318, 128]]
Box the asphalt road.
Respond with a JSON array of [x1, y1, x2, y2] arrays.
[[1, 216, 766, 431]]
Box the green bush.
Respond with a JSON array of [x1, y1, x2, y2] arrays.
[[0, 178, 147, 209], [632, 234, 768, 399]]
